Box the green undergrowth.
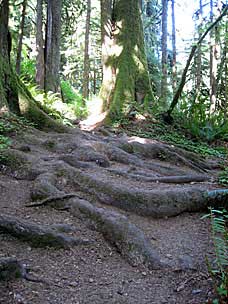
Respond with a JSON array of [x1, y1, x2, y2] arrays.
[[203, 209, 228, 304], [219, 169, 228, 186], [0, 113, 35, 152], [113, 116, 228, 159], [23, 81, 87, 125]]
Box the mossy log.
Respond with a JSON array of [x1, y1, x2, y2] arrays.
[[0, 214, 90, 248]]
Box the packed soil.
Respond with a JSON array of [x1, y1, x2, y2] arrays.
[[0, 125, 226, 304]]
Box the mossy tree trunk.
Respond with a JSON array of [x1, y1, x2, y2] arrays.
[[99, 0, 153, 122], [0, 0, 67, 131], [0, 0, 20, 114]]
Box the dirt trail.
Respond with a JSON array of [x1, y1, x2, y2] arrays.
[[0, 126, 225, 304]]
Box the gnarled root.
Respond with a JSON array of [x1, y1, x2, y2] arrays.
[[0, 214, 91, 248]]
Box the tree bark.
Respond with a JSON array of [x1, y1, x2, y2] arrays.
[[15, 0, 27, 75], [82, 0, 91, 100], [0, 0, 20, 114], [99, 0, 152, 122], [44, 0, 62, 93], [171, 0, 177, 92], [35, 0, 45, 89], [161, 0, 168, 108]]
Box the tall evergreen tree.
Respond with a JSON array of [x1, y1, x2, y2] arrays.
[[45, 0, 62, 93], [15, 0, 27, 74], [99, 0, 152, 122], [82, 0, 91, 100], [36, 0, 45, 89], [0, 0, 20, 114], [161, 0, 168, 108]]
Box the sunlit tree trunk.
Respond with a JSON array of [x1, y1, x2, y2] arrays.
[[171, 0, 176, 93], [82, 0, 91, 100], [15, 0, 27, 75], [195, 0, 203, 93], [161, 0, 168, 108], [99, 0, 152, 122], [35, 0, 45, 89], [45, 0, 62, 93], [209, 0, 219, 114]]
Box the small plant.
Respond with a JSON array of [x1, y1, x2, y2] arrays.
[[203, 209, 228, 304]]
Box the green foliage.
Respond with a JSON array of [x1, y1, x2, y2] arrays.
[[20, 58, 36, 83], [118, 116, 227, 158], [203, 209, 228, 303], [0, 135, 10, 149], [219, 169, 228, 186], [178, 94, 228, 142], [24, 81, 88, 124], [61, 80, 88, 118], [0, 113, 35, 157]]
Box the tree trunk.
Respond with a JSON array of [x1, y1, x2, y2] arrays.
[[15, 0, 27, 75], [161, 0, 168, 108], [44, 0, 62, 93], [223, 15, 228, 120], [99, 0, 152, 122], [0, 0, 20, 114], [35, 0, 45, 89], [195, 0, 203, 94], [171, 0, 177, 93], [209, 0, 216, 113], [82, 0, 91, 100]]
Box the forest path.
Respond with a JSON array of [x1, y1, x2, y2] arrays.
[[0, 126, 225, 304]]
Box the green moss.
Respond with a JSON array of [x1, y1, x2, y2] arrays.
[[100, 0, 152, 123], [0, 150, 23, 168]]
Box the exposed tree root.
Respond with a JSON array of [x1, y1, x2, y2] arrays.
[[27, 174, 166, 269], [68, 197, 166, 269], [108, 168, 211, 184], [28, 193, 166, 269], [0, 258, 62, 286], [0, 214, 91, 248], [26, 193, 78, 208], [0, 258, 30, 281], [31, 172, 65, 200], [1, 126, 226, 275], [117, 140, 212, 172]]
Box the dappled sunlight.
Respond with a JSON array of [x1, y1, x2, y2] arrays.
[[87, 96, 104, 116], [127, 136, 157, 145], [79, 110, 108, 131]]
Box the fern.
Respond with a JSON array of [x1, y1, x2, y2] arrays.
[[203, 208, 228, 302]]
